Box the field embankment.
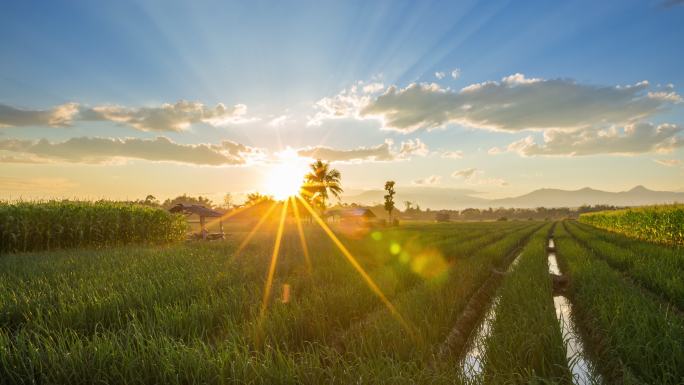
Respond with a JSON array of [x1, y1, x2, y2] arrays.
[[0, 201, 187, 253], [579, 204, 684, 246]]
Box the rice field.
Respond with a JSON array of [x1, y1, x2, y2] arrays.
[[0, 214, 682, 384]]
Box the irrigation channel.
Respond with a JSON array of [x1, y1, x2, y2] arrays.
[[457, 227, 602, 384], [548, 235, 602, 385]]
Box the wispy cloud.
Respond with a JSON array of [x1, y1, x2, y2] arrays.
[[441, 150, 463, 159], [297, 138, 428, 163], [452, 168, 508, 186], [0, 100, 254, 132], [0, 137, 264, 165], [412, 175, 442, 185], [654, 158, 682, 167], [435, 71, 446, 80]]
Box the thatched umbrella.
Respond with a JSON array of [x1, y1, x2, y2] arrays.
[[169, 204, 223, 239]]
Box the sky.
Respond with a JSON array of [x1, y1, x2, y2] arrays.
[[1, 0, 683, 204]]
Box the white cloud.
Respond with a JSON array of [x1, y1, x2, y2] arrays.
[[451, 69, 461, 79], [435, 71, 446, 80], [268, 115, 292, 127], [0, 103, 79, 127], [0, 100, 253, 132], [297, 138, 428, 163], [441, 150, 463, 159], [498, 123, 684, 157], [81, 101, 252, 132], [0, 137, 264, 166], [412, 175, 442, 185], [308, 80, 387, 126], [359, 74, 680, 133]]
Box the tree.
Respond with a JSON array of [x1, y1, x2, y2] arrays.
[[302, 159, 343, 212], [244, 192, 274, 206], [220, 193, 233, 209], [404, 201, 412, 212], [143, 195, 159, 206], [162, 194, 213, 209], [384, 181, 396, 225]]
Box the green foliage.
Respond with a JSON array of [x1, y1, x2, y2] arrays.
[[556, 222, 684, 384], [0, 201, 187, 253], [579, 204, 684, 246], [481, 224, 572, 384], [384, 181, 396, 221], [0, 221, 537, 384]]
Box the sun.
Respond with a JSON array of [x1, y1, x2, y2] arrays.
[[264, 151, 308, 200]]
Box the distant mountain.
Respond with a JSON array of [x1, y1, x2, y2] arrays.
[[342, 185, 684, 210], [490, 185, 684, 208]]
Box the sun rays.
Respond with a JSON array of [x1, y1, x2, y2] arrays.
[[232, 190, 418, 346]]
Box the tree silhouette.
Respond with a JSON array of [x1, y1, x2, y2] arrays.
[[302, 159, 343, 212], [244, 192, 274, 206], [384, 181, 396, 224]]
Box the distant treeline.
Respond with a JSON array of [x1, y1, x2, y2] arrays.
[[400, 204, 621, 222]]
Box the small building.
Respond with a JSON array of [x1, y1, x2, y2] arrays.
[[326, 207, 378, 225], [169, 204, 224, 240]]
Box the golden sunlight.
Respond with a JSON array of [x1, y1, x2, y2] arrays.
[[263, 150, 308, 200]]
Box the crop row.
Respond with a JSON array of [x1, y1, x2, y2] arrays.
[[0, 221, 538, 384], [0, 201, 187, 253], [555, 222, 684, 384], [578, 204, 684, 246], [565, 221, 684, 310]]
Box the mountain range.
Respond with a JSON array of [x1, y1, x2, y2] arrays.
[[341, 185, 684, 210]]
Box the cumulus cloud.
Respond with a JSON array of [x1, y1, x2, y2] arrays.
[[80, 101, 251, 131], [494, 123, 684, 157], [412, 175, 442, 185], [297, 138, 428, 163], [0, 103, 79, 127], [441, 150, 463, 159], [435, 72, 446, 80], [0, 137, 263, 165], [451, 69, 461, 79], [359, 74, 680, 133], [307, 81, 387, 126], [0, 100, 252, 132], [452, 168, 508, 186]]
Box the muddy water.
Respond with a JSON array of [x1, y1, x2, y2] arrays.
[[461, 253, 523, 379], [548, 240, 602, 385]]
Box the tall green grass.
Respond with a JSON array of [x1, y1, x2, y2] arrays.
[[0, 201, 187, 253], [579, 204, 684, 246], [555, 222, 684, 384], [0, 222, 535, 385], [478, 224, 573, 384], [566, 221, 684, 309]]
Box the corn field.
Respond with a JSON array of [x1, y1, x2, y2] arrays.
[[0, 201, 188, 253], [579, 204, 684, 247]]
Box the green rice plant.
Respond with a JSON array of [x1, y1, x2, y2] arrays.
[[0, 200, 187, 253], [555, 222, 684, 384], [479, 224, 572, 384], [579, 204, 684, 246], [565, 221, 684, 309], [0, 221, 537, 384]]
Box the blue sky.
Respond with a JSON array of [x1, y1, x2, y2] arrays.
[[1, 0, 683, 203]]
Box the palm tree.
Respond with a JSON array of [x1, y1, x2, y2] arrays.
[[301, 159, 343, 212]]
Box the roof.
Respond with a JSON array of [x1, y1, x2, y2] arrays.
[[326, 207, 377, 218], [169, 204, 223, 217]]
